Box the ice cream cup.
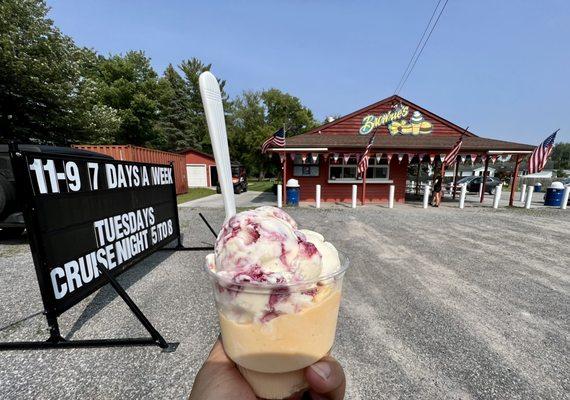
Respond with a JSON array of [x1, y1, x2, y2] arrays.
[[205, 252, 349, 399]]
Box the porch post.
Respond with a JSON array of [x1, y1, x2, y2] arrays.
[[480, 155, 490, 203], [282, 151, 287, 204], [362, 173, 367, 205], [415, 158, 421, 196], [509, 154, 522, 207]]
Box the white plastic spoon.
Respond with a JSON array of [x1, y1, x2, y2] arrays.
[[199, 71, 236, 220]]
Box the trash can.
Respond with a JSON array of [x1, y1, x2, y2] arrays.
[[534, 182, 542, 192], [286, 178, 300, 206], [544, 182, 564, 206]]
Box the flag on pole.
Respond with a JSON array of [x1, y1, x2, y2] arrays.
[[528, 130, 558, 174], [443, 136, 463, 168], [357, 134, 376, 175], [261, 127, 285, 153]]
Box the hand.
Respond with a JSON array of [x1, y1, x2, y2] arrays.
[[189, 339, 346, 400]]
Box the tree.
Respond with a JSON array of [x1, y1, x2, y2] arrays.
[[0, 0, 88, 143], [551, 142, 570, 170], [229, 88, 317, 179]]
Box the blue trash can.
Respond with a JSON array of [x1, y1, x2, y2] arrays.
[[286, 179, 300, 206], [534, 183, 542, 192], [544, 183, 564, 206]]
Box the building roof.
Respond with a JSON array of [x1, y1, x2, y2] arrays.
[[178, 147, 215, 160], [278, 95, 534, 153]]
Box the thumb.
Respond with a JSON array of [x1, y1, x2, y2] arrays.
[[304, 356, 345, 399]]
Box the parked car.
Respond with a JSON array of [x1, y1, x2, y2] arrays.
[[0, 144, 113, 239], [446, 175, 502, 194], [216, 162, 248, 194]]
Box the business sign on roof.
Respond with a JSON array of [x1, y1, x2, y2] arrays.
[[359, 105, 433, 136]]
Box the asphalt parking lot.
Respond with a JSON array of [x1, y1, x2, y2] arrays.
[[0, 205, 568, 399]]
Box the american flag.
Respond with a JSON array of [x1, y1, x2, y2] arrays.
[[442, 136, 463, 168], [357, 134, 376, 175], [261, 127, 285, 153], [528, 130, 558, 174]]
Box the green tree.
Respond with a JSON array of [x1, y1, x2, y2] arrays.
[[229, 88, 317, 179], [0, 0, 87, 143], [551, 142, 570, 170]]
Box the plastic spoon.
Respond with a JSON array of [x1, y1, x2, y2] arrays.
[[199, 71, 236, 219]]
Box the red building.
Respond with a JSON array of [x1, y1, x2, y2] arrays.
[[268, 95, 534, 204], [178, 148, 217, 188]]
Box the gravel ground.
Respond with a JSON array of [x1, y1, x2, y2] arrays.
[[0, 205, 568, 399]]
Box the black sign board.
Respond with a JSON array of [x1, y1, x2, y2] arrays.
[[16, 151, 180, 314], [0, 145, 192, 351]]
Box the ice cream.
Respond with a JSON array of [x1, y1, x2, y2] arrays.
[[205, 206, 347, 399], [410, 111, 424, 135]]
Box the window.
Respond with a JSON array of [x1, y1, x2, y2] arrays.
[[365, 158, 389, 180], [293, 154, 319, 177], [328, 157, 389, 182]]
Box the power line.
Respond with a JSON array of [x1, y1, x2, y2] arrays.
[[393, 0, 442, 95], [394, 0, 450, 95]]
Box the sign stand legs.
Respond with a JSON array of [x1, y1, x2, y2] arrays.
[[0, 263, 178, 352]]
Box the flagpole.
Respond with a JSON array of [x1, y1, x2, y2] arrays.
[[282, 124, 286, 206], [362, 164, 367, 205]]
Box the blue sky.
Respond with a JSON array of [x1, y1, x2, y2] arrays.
[[47, 0, 569, 145]]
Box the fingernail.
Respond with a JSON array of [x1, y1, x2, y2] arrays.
[[310, 362, 331, 380]]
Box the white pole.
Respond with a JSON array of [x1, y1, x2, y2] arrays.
[[561, 186, 570, 210], [389, 185, 395, 208], [478, 182, 483, 198], [524, 186, 534, 209], [459, 184, 467, 209], [493, 184, 503, 209], [316, 184, 321, 209], [423, 184, 431, 209], [351, 185, 357, 208], [520, 184, 527, 203], [277, 184, 282, 208]]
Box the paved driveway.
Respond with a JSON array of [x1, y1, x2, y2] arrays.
[[179, 190, 276, 208], [0, 205, 568, 399]]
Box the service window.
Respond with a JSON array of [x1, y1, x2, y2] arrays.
[[329, 157, 358, 181], [293, 154, 319, 177], [365, 158, 389, 180]]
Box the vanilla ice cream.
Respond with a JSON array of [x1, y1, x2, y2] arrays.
[[205, 206, 347, 399]]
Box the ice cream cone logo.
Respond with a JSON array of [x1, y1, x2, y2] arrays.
[[410, 111, 423, 135]]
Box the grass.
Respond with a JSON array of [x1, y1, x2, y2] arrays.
[[176, 188, 216, 204], [247, 180, 274, 192]]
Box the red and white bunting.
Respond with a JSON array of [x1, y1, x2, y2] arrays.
[[460, 154, 466, 164], [439, 154, 446, 162], [279, 153, 286, 163], [408, 153, 415, 162], [429, 154, 435, 164], [311, 153, 318, 163], [491, 155, 498, 164], [386, 153, 393, 163], [418, 154, 425, 162], [375, 153, 382, 163], [470, 154, 477, 164], [301, 154, 307, 163], [290, 152, 296, 161], [343, 154, 351, 164], [480, 155, 487, 163], [397, 153, 404, 163], [333, 153, 339, 162], [356, 154, 361, 163], [323, 153, 329, 161]]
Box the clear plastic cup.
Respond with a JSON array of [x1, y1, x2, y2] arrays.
[[205, 252, 349, 399]]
